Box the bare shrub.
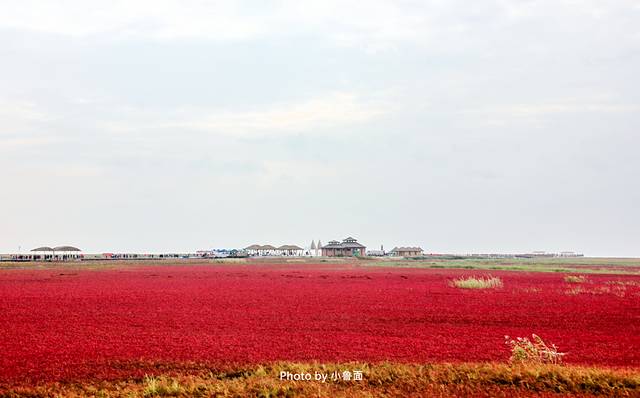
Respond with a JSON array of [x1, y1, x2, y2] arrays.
[[505, 334, 566, 365]]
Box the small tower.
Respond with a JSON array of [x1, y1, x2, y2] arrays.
[[316, 240, 323, 256], [310, 240, 316, 257]]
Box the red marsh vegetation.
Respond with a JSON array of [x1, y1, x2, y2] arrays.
[[0, 263, 638, 386]]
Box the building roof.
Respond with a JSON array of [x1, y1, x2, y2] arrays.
[[277, 245, 303, 250], [341, 237, 365, 248], [340, 242, 366, 248], [392, 247, 423, 252], [321, 237, 365, 249], [31, 246, 54, 252], [247, 244, 303, 251], [53, 246, 81, 251]]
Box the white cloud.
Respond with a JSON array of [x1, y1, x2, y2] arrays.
[[0, 100, 50, 134], [1, 1, 639, 255], [260, 159, 339, 184], [462, 98, 640, 126], [0, 100, 56, 150], [103, 92, 388, 137], [0, 136, 56, 150], [0, 1, 267, 40], [1, 1, 638, 53]]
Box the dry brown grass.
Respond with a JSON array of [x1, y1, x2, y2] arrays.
[[564, 285, 627, 297], [451, 276, 503, 289], [564, 275, 588, 283], [606, 280, 640, 287], [1, 362, 638, 397]]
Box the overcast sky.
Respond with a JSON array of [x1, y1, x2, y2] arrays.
[[1, 1, 639, 256]]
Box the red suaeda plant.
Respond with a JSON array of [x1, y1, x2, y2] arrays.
[[0, 264, 638, 384]]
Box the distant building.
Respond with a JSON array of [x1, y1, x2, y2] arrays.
[[321, 237, 366, 257], [244, 244, 277, 256], [309, 240, 318, 257], [244, 244, 261, 256], [558, 251, 583, 257], [530, 251, 554, 258], [244, 244, 303, 256], [367, 244, 386, 256], [391, 247, 424, 257], [277, 245, 304, 256]]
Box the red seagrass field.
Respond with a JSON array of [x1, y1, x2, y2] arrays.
[[0, 260, 639, 390]]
